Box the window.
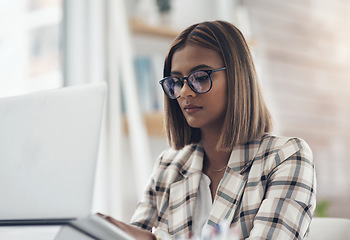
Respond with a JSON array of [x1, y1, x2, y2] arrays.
[[0, 0, 63, 98]]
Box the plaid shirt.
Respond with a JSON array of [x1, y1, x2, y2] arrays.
[[131, 134, 316, 239]]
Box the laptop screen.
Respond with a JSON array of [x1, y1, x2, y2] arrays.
[[0, 83, 106, 221]]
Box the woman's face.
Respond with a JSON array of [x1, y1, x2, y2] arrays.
[[171, 43, 227, 132]]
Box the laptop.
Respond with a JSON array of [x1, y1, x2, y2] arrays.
[[0, 83, 134, 239]]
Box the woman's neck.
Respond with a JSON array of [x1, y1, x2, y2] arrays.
[[201, 129, 231, 202], [201, 129, 231, 171]]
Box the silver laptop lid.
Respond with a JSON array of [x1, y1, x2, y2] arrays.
[[0, 83, 106, 221]]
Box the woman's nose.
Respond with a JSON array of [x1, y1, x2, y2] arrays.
[[179, 80, 196, 98]]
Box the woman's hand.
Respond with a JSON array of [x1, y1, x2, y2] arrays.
[[98, 213, 155, 240]]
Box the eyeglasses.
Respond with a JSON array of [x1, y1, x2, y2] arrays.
[[159, 67, 226, 99]]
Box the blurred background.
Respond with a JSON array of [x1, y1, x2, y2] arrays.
[[0, 0, 349, 222]]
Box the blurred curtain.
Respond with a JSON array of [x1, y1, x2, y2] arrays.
[[63, 0, 152, 221]]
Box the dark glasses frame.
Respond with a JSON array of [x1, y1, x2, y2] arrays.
[[159, 67, 226, 99]]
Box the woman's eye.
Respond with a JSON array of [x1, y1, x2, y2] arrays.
[[196, 76, 209, 81]]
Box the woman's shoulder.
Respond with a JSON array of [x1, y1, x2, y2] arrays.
[[258, 134, 310, 151], [151, 144, 203, 181], [158, 144, 202, 165], [259, 134, 311, 153], [252, 134, 313, 167]]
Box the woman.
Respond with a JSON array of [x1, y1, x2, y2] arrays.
[[103, 20, 316, 240]]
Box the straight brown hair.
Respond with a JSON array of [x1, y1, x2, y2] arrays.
[[163, 20, 272, 151]]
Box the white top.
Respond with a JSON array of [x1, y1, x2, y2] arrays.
[[192, 173, 213, 238]]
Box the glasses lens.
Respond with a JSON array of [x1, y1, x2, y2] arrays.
[[162, 77, 182, 99], [188, 71, 211, 93]]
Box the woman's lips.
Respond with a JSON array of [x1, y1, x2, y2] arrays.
[[184, 104, 202, 114]]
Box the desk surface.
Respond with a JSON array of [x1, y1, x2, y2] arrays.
[[0, 215, 134, 240], [0, 225, 96, 240], [0, 225, 61, 240]]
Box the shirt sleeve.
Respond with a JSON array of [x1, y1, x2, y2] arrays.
[[248, 138, 316, 240], [130, 152, 165, 231], [130, 177, 159, 231]]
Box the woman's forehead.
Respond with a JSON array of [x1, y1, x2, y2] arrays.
[[171, 44, 224, 73]]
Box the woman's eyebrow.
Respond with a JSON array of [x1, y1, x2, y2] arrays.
[[190, 64, 213, 72], [170, 64, 214, 76], [170, 70, 182, 76]]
